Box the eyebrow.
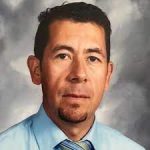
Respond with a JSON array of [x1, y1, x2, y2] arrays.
[[87, 48, 103, 54], [51, 45, 74, 53]]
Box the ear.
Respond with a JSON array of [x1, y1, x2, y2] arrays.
[[27, 55, 41, 85], [104, 61, 113, 90]]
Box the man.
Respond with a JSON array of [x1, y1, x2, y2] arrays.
[[0, 2, 145, 150]]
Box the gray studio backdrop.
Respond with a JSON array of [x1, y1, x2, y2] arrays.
[[0, 0, 149, 149]]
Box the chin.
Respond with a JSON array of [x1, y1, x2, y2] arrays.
[[58, 107, 88, 123]]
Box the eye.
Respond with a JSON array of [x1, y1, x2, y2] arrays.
[[88, 56, 100, 62], [56, 53, 70, 60]]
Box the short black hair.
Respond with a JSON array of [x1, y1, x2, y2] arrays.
[[34, 2, 112, 61]]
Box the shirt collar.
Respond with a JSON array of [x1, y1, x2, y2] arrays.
[[32, 105, 68, 150], [32, 104, 99, 150], [82, 117, 98, 150]]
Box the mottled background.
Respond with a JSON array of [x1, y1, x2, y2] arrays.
[[0, 0, 149, 149]]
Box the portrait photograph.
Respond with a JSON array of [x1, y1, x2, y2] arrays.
[[0, 0, 149, 149]]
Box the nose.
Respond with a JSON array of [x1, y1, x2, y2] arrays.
[[66, 59, 87, 83]]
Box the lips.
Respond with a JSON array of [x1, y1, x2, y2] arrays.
[[62, 94, 90, 99]]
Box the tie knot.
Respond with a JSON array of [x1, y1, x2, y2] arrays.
[[55, 139, 95, 150]]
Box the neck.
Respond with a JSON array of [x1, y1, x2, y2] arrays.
[[43, 101, 95, 141], [58, 116, 95, 141]]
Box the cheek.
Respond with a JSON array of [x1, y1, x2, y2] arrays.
[[88, 72, 107, 111], [44, 64, 67, 95], [90, 68, 107, 96], [41, 66, 65, 109]]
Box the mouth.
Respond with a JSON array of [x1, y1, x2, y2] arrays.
[[62, 94, 90, 99]]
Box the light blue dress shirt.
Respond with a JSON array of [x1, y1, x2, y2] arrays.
[[0, 105, 145, 150]]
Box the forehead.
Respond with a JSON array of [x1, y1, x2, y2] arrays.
[[49, 19, 105, 37], [47, 19, 106, 53]]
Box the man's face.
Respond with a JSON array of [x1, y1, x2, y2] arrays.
[[29, 20, 113, 124]]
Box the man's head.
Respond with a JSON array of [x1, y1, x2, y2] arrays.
[[34, 2, 111, 62], [27, 2, 113, 125]]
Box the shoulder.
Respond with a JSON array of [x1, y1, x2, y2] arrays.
[[95, 122, 145, 150], [0, 115, 35, 149]]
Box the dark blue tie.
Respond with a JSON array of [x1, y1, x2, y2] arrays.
[[55, 139, 95, 150]]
